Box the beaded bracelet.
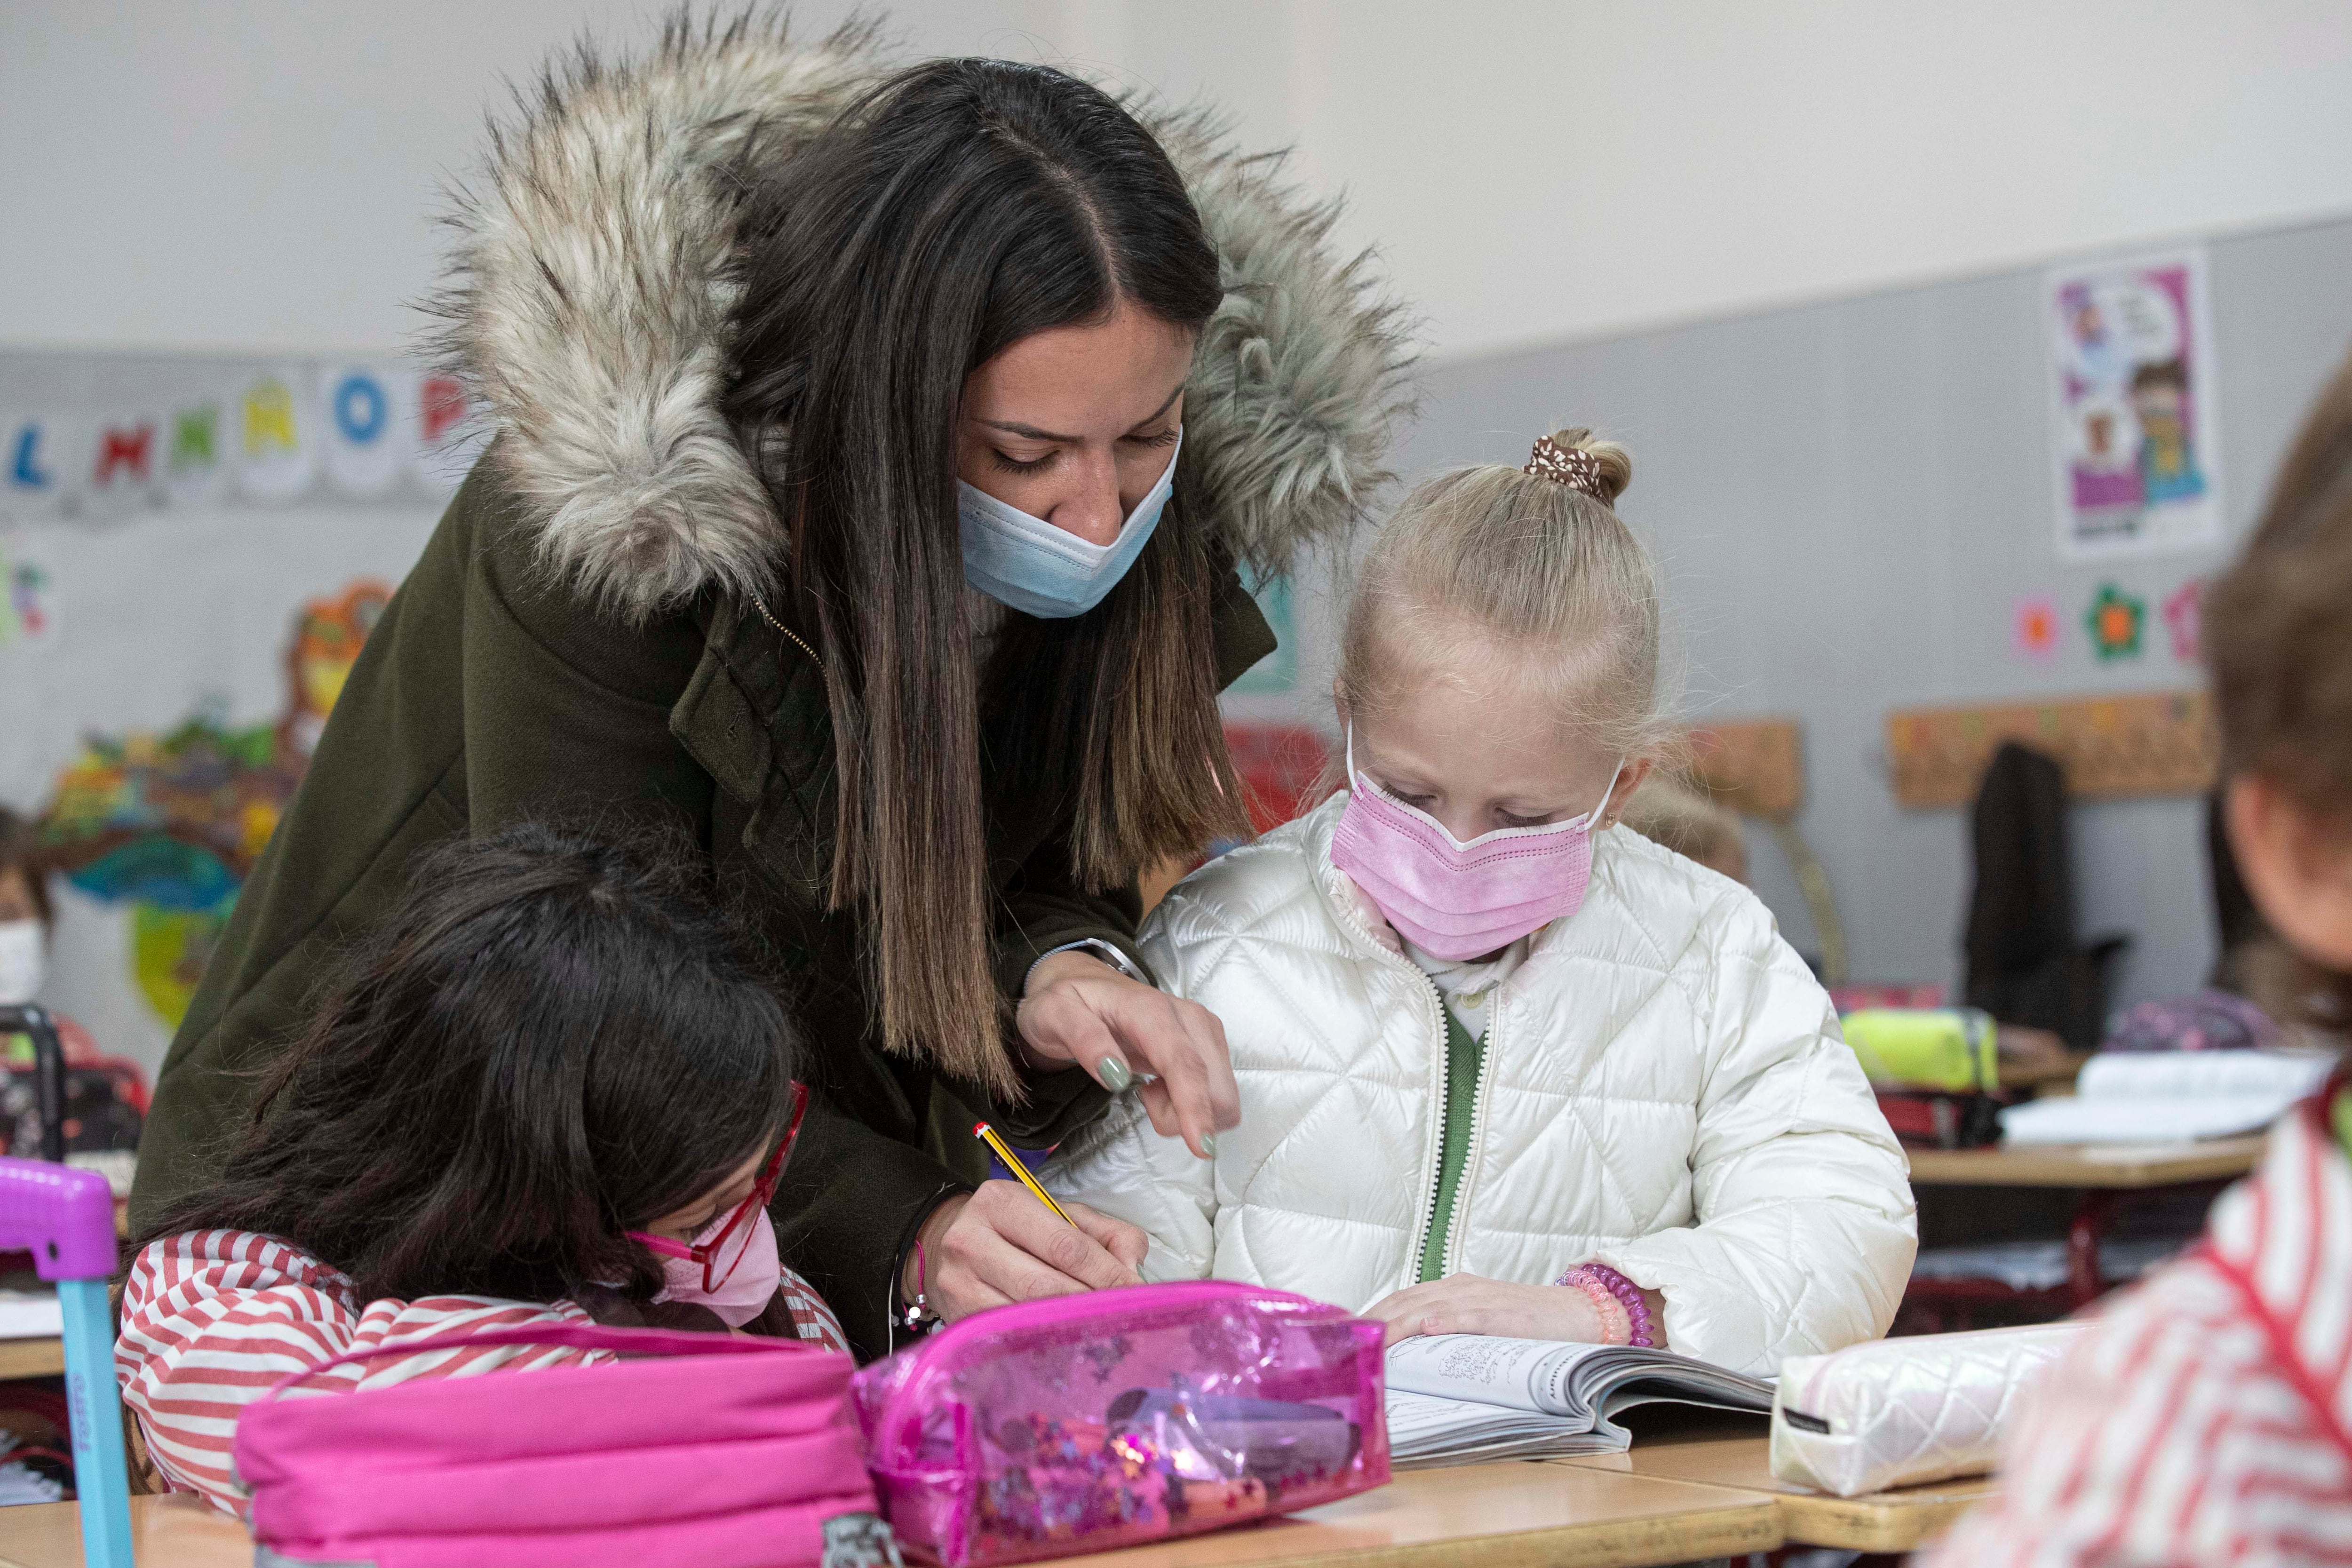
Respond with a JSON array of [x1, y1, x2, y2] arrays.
[[901, 1239, 936, 1331], [1556, 1269, 1627, 1345], [1555, 1263, 1656, 1349]]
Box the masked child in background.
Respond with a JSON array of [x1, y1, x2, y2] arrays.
[[1047, 431, 1915, 1377], [1927, 352, 2352, 1565], [116, 824, 844, 1517]]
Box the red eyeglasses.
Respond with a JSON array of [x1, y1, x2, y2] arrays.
[[627, 1080, 808, 1294]]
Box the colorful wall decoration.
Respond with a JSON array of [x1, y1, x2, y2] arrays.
[[2162, 577, 2204, 663], [0, 541, 55, 649], [33, 580, 390, 1029], [1, 359, 480, 525], [2012, 594, 2058, 660], [2045, 247, 2224, 563], [2083, 581, 2145, 661]]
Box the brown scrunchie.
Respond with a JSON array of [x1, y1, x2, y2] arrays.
[[1523, 435, 1608, 501]]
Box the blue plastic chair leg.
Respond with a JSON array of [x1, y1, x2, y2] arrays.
[[58, 1278, 134, 1568]]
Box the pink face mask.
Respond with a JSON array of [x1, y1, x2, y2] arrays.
[[1330, 728, 1621, 962], [649, 1206, 781, 1328]]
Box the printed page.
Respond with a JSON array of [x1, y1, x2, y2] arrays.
[[1383, 1390, 1623, 1468], [1383, 1334, 1607, 1417]]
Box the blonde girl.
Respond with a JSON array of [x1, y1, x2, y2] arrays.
[[1047, 431, 1914, 1375]]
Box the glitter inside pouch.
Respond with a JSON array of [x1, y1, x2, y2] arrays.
[[850, 1282, 1389, 1566]]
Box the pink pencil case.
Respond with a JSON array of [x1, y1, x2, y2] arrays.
[[851, 1281, 1389, 1566], [233, 1321, 881, 1568]]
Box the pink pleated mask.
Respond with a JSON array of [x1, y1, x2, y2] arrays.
[[1330, 728, 1620, 961]]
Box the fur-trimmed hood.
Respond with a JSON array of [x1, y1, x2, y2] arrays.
[[431, 10, 1418, 622]]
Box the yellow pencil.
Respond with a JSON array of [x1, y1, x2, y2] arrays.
[[973, 1121, 1078, 1227]]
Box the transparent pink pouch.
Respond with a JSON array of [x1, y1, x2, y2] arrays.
[[850, 1281, 1390, 1566]]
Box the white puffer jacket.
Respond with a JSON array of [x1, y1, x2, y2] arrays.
[[1046, 794, 1916, 1377]]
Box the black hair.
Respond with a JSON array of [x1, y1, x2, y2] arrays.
[[138, 822, 796, 1305], [0, 807, 52, 929], [721, 58, 1244, 1095]]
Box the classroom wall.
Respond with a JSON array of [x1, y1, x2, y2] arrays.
[[10, 4, 2352, 359], [1367, 214, 2352, 1007]]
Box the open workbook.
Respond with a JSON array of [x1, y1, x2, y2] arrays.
[[1383, 1334, 1772, 1468]]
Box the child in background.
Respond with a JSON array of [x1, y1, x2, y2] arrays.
[[1619, 774, 1749, 884], [116, 824, 844, 1516], [1928, 353, 2352, 1564], [1047, 431, 1914, 1376]]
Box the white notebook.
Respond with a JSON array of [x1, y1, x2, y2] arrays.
[[1383, 1334, 1772, 1468], [0, 1291, 61, 1341], [1998, 1048, 2335, 1145]]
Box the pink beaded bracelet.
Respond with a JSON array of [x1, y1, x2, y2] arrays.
[[1555, 1263, 1655, 1349], [1556, 1269, 1627, 1344]]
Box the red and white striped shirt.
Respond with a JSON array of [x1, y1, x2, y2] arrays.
[[1929, 1093, 2352, 1566], [116, 1228, 849, 1517]]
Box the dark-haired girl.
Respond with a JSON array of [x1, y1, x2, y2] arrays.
[[131, 18, 1410, 1354], [117, 826, 846, 1517]]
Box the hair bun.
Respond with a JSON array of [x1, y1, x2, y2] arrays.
[[1528, 427, 1633, 506]]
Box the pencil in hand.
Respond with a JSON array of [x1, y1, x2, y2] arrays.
[[973, 1121, 1079, 1227]]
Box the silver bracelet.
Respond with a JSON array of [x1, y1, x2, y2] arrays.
[[1025, 938, 1148, 990]]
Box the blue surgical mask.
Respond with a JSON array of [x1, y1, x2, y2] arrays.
[[958, 430, 1181, 619]]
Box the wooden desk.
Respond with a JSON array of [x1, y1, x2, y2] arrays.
[[1560, 1429, 1990, 1554], [1907, 1135, 2264, 1314], [1906, 1135, 2265, 1188], [0, 1464, 1785, 1568], [1997, 1048, 2094, 1093], [0, 1494, 249, 1568], [0, 1340, 61, 1381]]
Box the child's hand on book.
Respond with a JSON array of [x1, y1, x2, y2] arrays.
[[1365, 1274, 1615, 1347]]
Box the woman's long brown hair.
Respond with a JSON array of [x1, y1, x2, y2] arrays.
[[724, 61, 1247, 1096]]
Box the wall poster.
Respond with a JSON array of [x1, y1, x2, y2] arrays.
[[2046, 247, 2223, 563]]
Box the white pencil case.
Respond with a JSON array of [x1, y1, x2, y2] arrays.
[[1769, 1322, 2087, 1496]]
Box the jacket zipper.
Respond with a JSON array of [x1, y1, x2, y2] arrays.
[[1443, 1003, 1502, 1278], [1319, 870, 1458, 1289], [1412, 971, 1463, 1283]]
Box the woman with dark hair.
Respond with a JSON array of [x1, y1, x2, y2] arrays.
[[119, 823, 840, 1515], [130, 16, 1411, 1356]]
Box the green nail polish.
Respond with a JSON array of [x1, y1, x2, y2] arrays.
[[1098, 1057, 1133, 1092], [1200, 1133, 1217, 1159]]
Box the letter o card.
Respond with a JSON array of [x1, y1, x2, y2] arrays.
[[324, 366, 411, 501]]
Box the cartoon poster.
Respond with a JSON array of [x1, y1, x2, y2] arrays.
[[2046, 248, 2224, 563]]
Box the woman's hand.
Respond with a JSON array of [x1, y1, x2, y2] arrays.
[[909, 1182, 1149, 1320], [1365, 1273, 1665, 1347], [1016, 951, 1239, 1159]]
